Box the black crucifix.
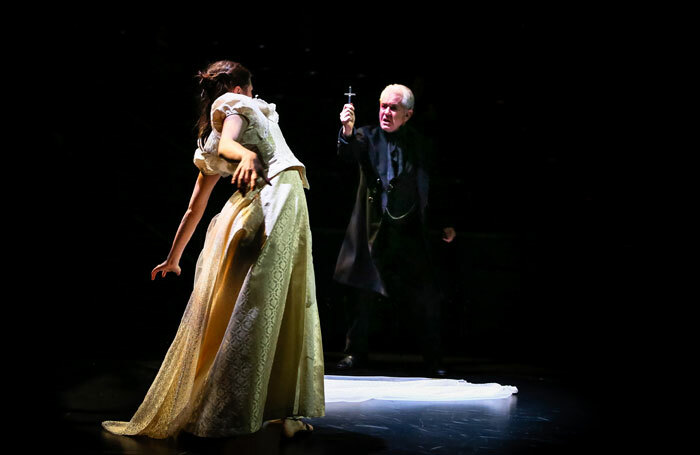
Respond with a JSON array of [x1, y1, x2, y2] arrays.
[[344, 86, 356, 104]]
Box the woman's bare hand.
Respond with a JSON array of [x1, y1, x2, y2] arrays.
[[151, 260, 182, 280], [231, 150, 270, 194]]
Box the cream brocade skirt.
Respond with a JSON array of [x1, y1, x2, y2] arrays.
[[102, 170, 325, 439]]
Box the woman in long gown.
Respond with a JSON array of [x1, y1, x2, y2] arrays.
[[102, 60, 325, 439]]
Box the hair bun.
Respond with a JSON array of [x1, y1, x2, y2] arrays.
[[197, 70, 210, 84]]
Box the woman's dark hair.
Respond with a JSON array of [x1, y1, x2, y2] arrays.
[[195, 60, 252, 141]]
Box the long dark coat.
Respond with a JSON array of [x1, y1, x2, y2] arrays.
[[333, 124, 435, 297]]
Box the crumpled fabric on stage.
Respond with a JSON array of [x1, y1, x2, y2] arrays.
[[323, 375, 517, 402]]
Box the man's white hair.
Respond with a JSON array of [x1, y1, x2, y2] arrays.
[[379, 84, 415, 110]]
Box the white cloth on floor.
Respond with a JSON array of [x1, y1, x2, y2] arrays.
[[323, 375, 517, 402]]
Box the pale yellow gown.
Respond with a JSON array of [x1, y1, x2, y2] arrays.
[[102, 93, 325, 439]]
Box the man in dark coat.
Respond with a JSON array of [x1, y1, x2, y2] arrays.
[[334, 84, 455, 376]]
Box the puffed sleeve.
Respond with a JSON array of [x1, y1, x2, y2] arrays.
[[210, 93, 264, 142], [192, 131, 239, 178], [193, 144, 221, 176]]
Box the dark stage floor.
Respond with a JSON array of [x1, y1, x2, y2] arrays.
[[53, 353, 607, 454]]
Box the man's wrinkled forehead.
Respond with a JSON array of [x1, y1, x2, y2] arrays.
[[380, 90, 404, 106]]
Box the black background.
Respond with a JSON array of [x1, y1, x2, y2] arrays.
[[40, 11, 648, 387]]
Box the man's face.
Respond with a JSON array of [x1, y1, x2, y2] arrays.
[[378, 90, 413, 132]]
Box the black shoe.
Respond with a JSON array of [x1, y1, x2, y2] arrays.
[[336, 355, 363, 370]]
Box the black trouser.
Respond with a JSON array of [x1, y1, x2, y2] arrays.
[[343, 219, 443, 367], [342, 287, 443, 367]]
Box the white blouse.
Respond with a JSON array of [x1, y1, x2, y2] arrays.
[[193, 92, 309, 189]]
